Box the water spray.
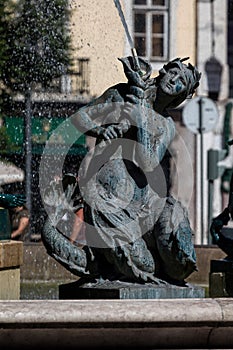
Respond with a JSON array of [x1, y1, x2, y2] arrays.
[[113, 0, 143, 74], [130, 47, 142, 73]]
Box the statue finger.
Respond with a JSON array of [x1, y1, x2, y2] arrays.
[[104, 128, 117, 139]]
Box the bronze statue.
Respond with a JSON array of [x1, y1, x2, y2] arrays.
[[42, 56, 201, 285], [210, 139, 233, 257], [0, 193, 26, 241], [0, 193, 26, 209]]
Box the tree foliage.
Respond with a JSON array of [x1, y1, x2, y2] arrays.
[[0, 0, 73, 211], [0, 0, 13, 75], [3, 0, 72, 92], [0, 0, 14, 114], [0, 124, 19, 153]]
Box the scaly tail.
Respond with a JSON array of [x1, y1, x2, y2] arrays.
[[42, 218, 98, 278], [41, 175, 98, 278]]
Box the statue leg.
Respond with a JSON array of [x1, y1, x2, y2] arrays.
[[100, 238, 165, 283]]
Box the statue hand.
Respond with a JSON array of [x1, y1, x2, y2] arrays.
[[0, 193, 26, 209], [122, 101, 147, 126], [102, 121, 130, 140], [43, 181, 78, 227], [125, 94, 142, 104], [210, 208, 230, 244]]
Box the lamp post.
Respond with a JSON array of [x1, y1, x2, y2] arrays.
[[204, 0, 223, 244]]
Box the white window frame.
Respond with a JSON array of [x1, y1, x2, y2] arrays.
[[133, 0, 169, 62]]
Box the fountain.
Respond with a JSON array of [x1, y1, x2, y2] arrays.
[[39, 51, 204, 299], [34, 0, 205, 299], [2, 1, 233, 348]]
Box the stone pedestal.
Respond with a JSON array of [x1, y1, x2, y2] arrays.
[[209, 259, 233, 297], [59, 279, 205, 299], [0, 240, 23, 299]]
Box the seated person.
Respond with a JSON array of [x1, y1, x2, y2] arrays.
[[10, 205, 29, 241], [70, 196, 86, 246]]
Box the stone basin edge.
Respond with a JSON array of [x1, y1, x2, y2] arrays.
[[0, 298, 232, 348]]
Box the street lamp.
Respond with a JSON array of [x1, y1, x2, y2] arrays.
[[205, 56, 223, 101], [204, 0, 223, 101]]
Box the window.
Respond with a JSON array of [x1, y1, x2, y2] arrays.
[[76, 58, 90, 95], [133, 0, 169, 61], [34, 58, 90, 95]]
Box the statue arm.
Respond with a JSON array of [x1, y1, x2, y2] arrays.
[[129, 107, 175, 172], [70, 98, 106, 138], [70, 87, 128, 139], [122, 90, 175, 172], [135, 113, 176, 172]]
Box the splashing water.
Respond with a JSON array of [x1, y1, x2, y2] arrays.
[[113, 0, 134, 48], [113, 0, 141, 73]]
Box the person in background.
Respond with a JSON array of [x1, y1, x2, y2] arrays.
[[10, 205, 29, 241], [69, 195, 86, 246], [61, 173, 86, 246]]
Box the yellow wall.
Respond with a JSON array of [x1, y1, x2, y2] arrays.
[[70, 0, 197, 97], [70, 0, 127, 97], [174, 0, 196, 64]]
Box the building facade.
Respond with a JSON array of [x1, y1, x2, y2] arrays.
[[69, 0, 199, 239], [69, 0, 233, 244], [2, 0, 232, 243]]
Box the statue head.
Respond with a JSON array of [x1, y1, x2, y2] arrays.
[[156, 57, 202, 108]]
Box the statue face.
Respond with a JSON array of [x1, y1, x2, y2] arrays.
[[158, 66, 188, 97]]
